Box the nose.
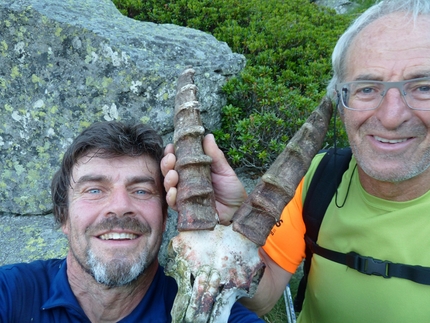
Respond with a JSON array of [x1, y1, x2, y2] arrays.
[[374, 87, 413, 129], [106, 187, 137, 217]]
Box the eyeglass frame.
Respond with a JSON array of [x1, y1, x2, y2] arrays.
[[335, 77, 430, 111]]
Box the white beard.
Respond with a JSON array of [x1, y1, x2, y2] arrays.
[[86, 249, 149, 287]]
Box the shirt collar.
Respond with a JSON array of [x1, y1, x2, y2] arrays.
[[41, 259, 176, 322], [42, 259, 88, 317]]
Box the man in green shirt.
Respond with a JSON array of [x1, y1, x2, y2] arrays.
[[162, 0, 430, 321]]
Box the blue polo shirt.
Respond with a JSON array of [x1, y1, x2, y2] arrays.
[[0, 259, 263, 322]]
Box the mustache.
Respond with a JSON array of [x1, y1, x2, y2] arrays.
[[362, 117, 426, 137], [86, 216, 150, 235]]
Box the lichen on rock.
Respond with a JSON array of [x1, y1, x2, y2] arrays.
[[0, 0, 245, 215]]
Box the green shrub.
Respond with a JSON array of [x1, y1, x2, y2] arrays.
[[113, 0, 365, 171]]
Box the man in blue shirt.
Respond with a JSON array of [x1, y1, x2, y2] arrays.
[[0, 121, 262, 323]]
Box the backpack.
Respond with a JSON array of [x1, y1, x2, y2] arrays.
[[293, 147, 430, 313]]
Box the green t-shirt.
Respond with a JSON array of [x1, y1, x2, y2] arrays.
[[298, 155, 430, 323]]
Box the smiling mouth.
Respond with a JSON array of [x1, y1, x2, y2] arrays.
[[374, 135, 408, 144], [98, 232, 139, 240]]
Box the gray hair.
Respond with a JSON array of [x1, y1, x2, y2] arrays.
[[327, 0, 430, 100]]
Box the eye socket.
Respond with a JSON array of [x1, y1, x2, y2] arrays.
[[80, 187, 105, 200], [352, 83, 383, 97], [132, 188, 157, 200], [358, 87, 375, 94], [135, 189, 149, 196], [87, 188, 102, 194], [407, 82, 430, 96]]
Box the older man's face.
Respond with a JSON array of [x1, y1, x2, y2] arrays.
[[341, 13, 430, 183], [63, 152, 165, 287]]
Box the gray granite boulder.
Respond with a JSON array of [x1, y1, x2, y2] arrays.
[[0, 0, 245, 216], [315, 0, 360, 14]]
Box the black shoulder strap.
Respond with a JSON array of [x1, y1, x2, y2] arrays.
[[305, 237, 430, 285], [294, 147, 352, 312], [303, 147, 352, 241], [302, 147, 352, 241]]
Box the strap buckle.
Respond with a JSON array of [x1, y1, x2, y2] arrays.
[[346, 252, 391, 278]]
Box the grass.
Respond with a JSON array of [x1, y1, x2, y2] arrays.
[[262, 297, 290, 322]]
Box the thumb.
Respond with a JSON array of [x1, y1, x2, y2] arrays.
[[203, 134, 233, 176]]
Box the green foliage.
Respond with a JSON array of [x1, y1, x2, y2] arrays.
[[353, 0, 380, 12], [112, 0, 368, 171]]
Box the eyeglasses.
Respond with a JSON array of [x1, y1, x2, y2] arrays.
[[335, 77, 430, 111]]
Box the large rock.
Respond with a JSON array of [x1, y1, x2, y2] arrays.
[[0, 0, 245, 216], [315, 0, 359, 14]]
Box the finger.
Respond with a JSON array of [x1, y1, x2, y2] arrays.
[[202, 133, 244, 194], [202, 134, 232, 176], [164, 167, 179, 190], [164, 143, 175, 156], [164, 168, 178, 209], [161, 152, 176, 177], [166, 187, 178, 210], [202, 134, 247, 223]]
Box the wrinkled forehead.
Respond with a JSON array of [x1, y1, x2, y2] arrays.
[[345, 13, 430, 80], [72, 151, 162, 184]]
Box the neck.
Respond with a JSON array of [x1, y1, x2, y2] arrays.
[[358, 167, 430, 201], [66, 254, 158, 323]]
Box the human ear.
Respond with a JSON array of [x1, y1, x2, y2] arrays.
[[62, 220, 70, 235]]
